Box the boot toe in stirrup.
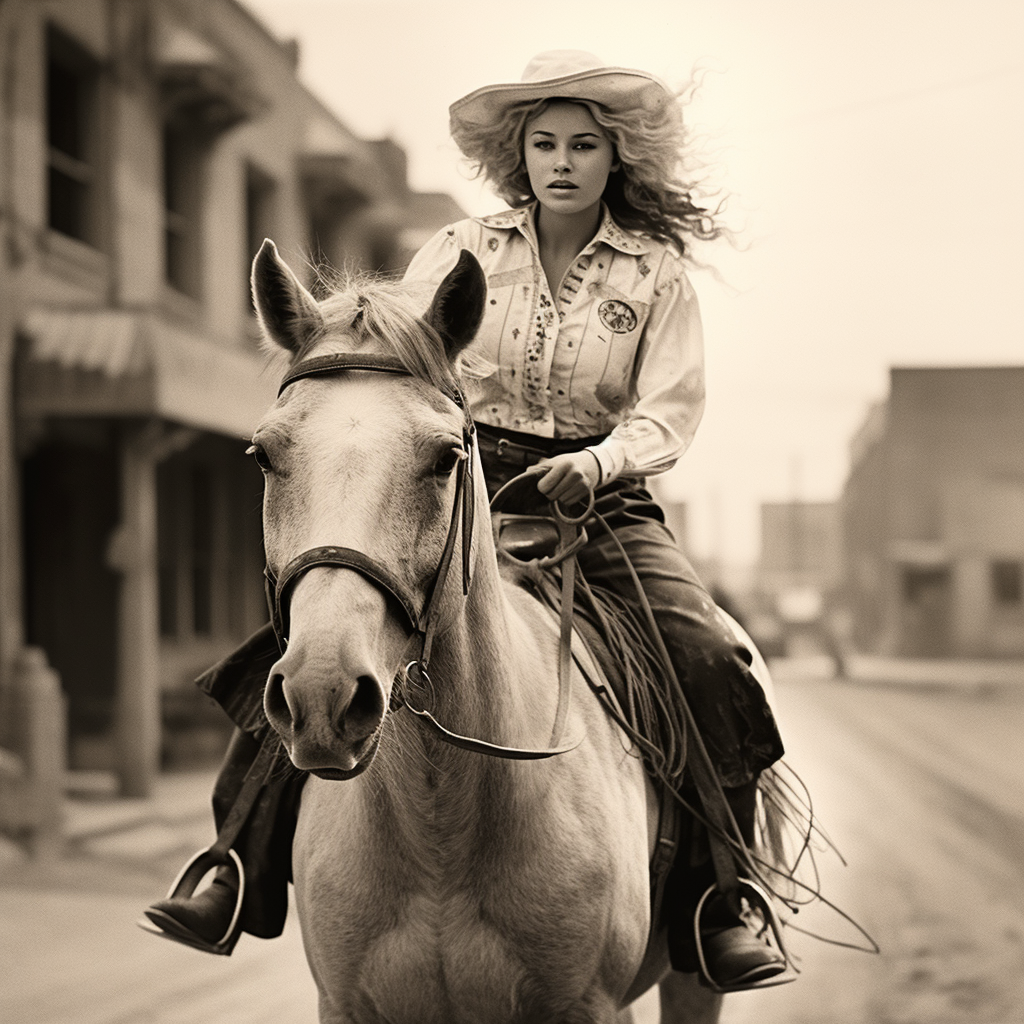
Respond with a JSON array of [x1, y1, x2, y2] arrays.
[[694, 878, 796, 993], [137, 847, 244, 956], [702, 923, 788, 989]]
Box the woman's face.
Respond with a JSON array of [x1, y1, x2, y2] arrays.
[[524, 101, 619, 219]]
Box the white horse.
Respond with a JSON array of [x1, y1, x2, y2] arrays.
[[250, 239, 727, 1023]]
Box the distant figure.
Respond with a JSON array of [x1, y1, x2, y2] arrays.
[[821, 605, 854, 680]]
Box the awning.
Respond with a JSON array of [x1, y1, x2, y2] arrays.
[[152, 16, 265, 131], [17, 309, 281, 437], [300, 153, 376, 219]]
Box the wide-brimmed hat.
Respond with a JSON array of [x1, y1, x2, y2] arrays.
[[449, 50, 673, 146]]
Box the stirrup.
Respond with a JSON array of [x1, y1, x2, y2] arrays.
[[137, 846, 245, 956], [693, 877, 797, 993]]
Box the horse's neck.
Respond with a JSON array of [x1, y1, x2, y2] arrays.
[[426, 557, 556, 752], [376, 546, 560, 823]]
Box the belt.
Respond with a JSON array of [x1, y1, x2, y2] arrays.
[[476, 423, 608, 466]]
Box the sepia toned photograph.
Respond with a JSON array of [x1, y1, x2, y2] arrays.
[[0, 1, 1021, 1021]]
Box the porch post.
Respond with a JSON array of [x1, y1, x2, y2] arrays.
[[110, 422, 162, 797], [109, 421, 195, 798]]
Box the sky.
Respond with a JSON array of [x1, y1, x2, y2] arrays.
[[242, 0, 1024, 569]]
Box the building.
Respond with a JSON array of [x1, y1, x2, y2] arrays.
[[0, 0, 464, 799], [841, 367, 1024, 658]]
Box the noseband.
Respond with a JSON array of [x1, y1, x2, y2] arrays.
[[264, 351, 579, 761]]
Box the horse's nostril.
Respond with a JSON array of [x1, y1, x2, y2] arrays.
[[265, 672, 293, 729], [343, 675, 385, 739]]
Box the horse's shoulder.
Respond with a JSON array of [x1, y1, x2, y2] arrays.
[[497, 562, 560, 634]]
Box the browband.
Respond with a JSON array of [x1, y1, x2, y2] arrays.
[[279, 352, 466, 408]]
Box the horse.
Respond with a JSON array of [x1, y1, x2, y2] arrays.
[[249, 238, 733, 1024]]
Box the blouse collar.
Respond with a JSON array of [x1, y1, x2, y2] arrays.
[[474, 202, 651, 256]]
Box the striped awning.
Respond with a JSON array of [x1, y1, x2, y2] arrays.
[[18, 309, 281, 437], [24, 309, 143, 376]]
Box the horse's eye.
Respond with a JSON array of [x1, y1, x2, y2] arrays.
[[433, 447, 465, 479], [246, 443, 273, 473]]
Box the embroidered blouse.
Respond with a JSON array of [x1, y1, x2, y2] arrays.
[[403, 203, 706, 482]]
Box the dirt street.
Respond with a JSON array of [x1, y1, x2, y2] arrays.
[[717, 677, 1024, 1024], [2, 673, 1022, 1023]]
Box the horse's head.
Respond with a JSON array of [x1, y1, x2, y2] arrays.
[[250, 240, 486, 778]]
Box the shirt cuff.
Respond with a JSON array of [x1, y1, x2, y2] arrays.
[[584, 442, 624, 486]]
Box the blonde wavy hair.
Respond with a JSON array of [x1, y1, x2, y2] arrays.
[[453, 92, 721, 255]]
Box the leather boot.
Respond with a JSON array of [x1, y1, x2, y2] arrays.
[[140, 729, 301, 955], [143, 866, 242, 955], [698, 889, 788, 989], [696, 780, 789, 991]]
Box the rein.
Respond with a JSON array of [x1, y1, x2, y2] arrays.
[[265, 351, 580, 762]]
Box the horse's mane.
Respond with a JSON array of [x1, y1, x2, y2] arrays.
[[298, 273, 465, 399]]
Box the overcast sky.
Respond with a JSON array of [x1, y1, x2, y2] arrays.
[[242, 0, 1024, 568]]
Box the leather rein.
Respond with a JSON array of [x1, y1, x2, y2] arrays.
[[264, 351, 580, 762]]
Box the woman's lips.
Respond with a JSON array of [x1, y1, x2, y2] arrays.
[[548, 181, 578, 189]]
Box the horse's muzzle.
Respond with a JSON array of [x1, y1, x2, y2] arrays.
[[264, 665, 387, 775]]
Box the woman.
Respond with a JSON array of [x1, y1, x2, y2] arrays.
[[143, 50, 788, 993], [403, 50, 788, 991]]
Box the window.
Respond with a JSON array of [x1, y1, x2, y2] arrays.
[[901, 566, 949, 605], [46, 26, 101, 244], [162, 122, 203, 295], [157, 441, 265, 643], [245, 164, 277, 306], [991, 560, 1023, 607]]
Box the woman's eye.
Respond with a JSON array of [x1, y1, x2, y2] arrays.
[[433, 448, 465, 479], [246, 443, 273, 473]]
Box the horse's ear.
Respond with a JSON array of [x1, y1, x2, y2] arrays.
[[424, 249, 486, 359], [251, 239, 324, 353]]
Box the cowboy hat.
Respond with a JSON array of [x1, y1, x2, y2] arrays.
[[449, 50, 674, 143]]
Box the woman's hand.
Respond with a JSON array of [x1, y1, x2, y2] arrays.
[[534, 451, 602, 506]]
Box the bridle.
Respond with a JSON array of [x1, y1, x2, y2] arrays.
[[263, 351, 579, 761]]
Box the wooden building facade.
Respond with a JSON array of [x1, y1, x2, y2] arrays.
[[0, 0, 462, 797]]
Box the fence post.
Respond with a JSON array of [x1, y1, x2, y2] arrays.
[[13, 646, 67, 858]]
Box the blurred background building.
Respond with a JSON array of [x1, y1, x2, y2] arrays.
[[745, 367, 1024, 662], [752, 500, 844, 658], [0, 0, 465, 828], [840, 367, 1024, 659]]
